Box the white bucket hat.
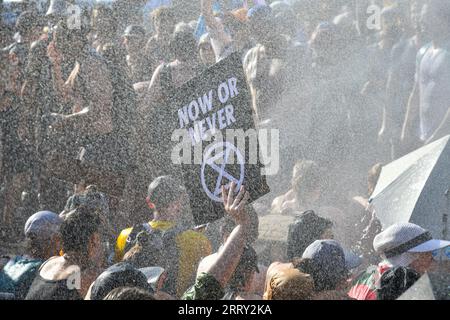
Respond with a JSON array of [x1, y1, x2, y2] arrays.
[[373, 223, 450, 267]]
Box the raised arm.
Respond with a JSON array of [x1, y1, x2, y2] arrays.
[[205, 182, 252, 288], [50, 58, 113, 137], [202, 0, 220, 31], [146, 63, 165, 106], [67, 59, 113, 136], [201, 0, 231, 52]]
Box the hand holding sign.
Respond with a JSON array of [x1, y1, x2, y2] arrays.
[[222, 182, 251, 226]]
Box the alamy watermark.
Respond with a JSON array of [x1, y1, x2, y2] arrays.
[[171, 128, 280, 176], [366, 4, 382, 31]]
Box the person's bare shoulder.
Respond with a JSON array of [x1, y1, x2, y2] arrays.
[[271, 190, 296, 214], [270, 194, 284, 214], [352, 196, 369, 210], [134, 81, 151, 97], [280, 198, 298, 215]]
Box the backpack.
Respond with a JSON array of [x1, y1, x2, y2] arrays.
[[123, 222, 184, 296], [62, 185, 114, 241], [0, 256, 43, 300]]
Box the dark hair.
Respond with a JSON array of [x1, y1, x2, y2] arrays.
[[294, 257, 344, 292], [170, 25, 198, 62], [25, 236, 49, 258], [287, 211, 333, 260], [377, 266, 420, 300], [103, 286, 155, 300], [60, 206, 101, 254]]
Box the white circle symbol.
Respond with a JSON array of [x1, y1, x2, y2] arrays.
[[201, 142, 245, 202]]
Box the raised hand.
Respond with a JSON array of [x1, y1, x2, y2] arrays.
[[222, 182, 250, 226]]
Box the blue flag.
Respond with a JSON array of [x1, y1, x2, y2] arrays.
[[194, 1, 223, 40]]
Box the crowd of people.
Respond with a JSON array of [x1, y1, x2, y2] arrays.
[[0, 0, 449, 300]]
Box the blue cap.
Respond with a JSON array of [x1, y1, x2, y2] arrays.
[[302, 240, 349, 277], [24, 211, 62, 240]]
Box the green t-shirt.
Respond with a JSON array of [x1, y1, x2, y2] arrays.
[[182, 272, 224, 300]]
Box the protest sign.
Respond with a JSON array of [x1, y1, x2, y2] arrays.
[[169, 52, 270, 225]]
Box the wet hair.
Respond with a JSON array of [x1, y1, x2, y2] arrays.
[[147, 176, 187, 212], [292, 161, 324, 200], [103, 286, 155, 300], [60, 206, 101, 254], [170, 25, 198, 62], [287, 211, 333, 260]]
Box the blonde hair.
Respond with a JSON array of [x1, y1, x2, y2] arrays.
[[263, 267, 314, 300]]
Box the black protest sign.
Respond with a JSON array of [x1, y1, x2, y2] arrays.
[[170, 52, 270, 226]]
